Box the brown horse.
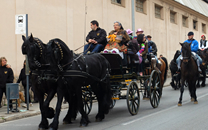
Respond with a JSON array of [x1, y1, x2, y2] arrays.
[[158, 57, 168, 89], [178, 42, 198, 106], [143, 55, 168, 98]]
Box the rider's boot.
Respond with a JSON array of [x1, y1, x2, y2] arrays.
[[176, 59, 181, 73], [152, 59, 161, 73], [197, 59, 202, 73]]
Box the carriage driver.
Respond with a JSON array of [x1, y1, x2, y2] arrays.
[[146, 35, 160, 73], [176, 31, 202, 73], [83, 20, 107, 54]]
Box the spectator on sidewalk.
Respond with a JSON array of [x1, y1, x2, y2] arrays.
[[16, 60, 33, 108], [0, 57, 14, 110]]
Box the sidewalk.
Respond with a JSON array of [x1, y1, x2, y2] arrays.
[[0, 96, 69, 123], [0, 78, 172, 123]]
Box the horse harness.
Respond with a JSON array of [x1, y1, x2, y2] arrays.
[[54, 41, 110, 83]]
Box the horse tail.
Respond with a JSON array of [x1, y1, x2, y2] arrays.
[[161, 57, 168, 83]]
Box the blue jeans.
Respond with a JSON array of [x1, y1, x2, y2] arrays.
[[176, 54, 202, 64], [83, 44, 104, 55]]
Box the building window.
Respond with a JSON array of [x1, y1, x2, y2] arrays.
[[136, 0, 145, 13], [170, 11, 176, 23], [111, 0, 121, 4], [193, 20, 198, 30], [111, 0, 125, 7], [155, 5, 163, 19], [202, 23, 206, 33], [182, 16, 188, 27]]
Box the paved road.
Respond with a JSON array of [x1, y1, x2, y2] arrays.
[[0, 85, 208, 130]]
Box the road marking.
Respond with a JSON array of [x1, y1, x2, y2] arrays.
[[122, 92, 208, 126]]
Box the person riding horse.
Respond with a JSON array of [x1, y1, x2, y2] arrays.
[[199, 35, 208, 52], [176, 31, 202, 73], [146, 35, 161, 73]]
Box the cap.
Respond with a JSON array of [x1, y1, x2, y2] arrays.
[[146, 35, 152, 38], [201, 35, 205, 38], [126, 29, 133, 35], [187, 31, 194, 36]]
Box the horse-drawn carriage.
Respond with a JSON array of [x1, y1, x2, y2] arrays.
[[82, 52, 162, 115]]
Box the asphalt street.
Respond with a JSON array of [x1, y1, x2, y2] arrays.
[[0, 85, 208, 130]]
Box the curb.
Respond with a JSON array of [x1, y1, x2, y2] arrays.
[[0, 104, 69, 123]]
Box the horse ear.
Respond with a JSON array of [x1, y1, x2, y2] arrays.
[[29, 34, 34, 42], [22, 35, 26, 41], [179, 42, 183, 46], [189, 42, 192, 46], [51, 40, 56, 48]]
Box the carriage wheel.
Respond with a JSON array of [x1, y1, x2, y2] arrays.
[[126, 81, 140, 115], [82, 91, 92, 115], [148, 70, 162, 108]]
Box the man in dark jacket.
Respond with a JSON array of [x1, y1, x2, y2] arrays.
[[0, 57, 14, 109], [83, 20, 107, 54], [147, 35, 157, 56]]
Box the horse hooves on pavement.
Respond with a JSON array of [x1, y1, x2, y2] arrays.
[[95, 118, 103, 122], [194, 101, 198, 104], [38, 128, 46, 130], [178, 103, 182, 106], [63, 121, 72, 125], [80, 123, 88, 127]]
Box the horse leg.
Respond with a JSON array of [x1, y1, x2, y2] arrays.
[[75, 85, 90, 127], [201, 69, 206, 87], [49, 87, 64, 130], [196, 78, 200, 88], [37, 92, 49, 130], [43, 90, 56, 119], [178, 79, 185, 106], [188, 81, 194, 101], [63, 94, 77, 124], [193, 81, 198, 104]]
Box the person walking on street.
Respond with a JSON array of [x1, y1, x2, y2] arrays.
[[0, 57, 14, 110], [16, 60, 33, 108]]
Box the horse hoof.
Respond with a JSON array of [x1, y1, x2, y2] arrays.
[[38, 128, 46, 130], [191, 98, 194, 102], [194, 101, 198, 104], [178, 103, 182, 106], [96, 118, 103, 122], [63, 121, 72, 124], [80, 123, 88, 127], [201, 84, 205, 87]]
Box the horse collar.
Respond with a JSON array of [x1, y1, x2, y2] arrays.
[[55, 41, 63, 60]]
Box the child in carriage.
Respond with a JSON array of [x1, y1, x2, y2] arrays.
[[103, 21, 130, 59]]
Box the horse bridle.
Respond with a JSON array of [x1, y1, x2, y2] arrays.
[[32, 38, 43, 67]]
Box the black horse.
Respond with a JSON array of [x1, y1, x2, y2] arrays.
[[46, 39, 112, 129], [169, 50, 181, 90], [196, 49, 208, 87], [21, 34, 75, 130], [178, 42, 198, 106]]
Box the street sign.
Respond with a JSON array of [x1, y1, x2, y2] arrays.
[[15, 14, 28, 34]]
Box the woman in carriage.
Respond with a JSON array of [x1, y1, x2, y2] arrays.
[[103, 21, 130, 59], [135, 34, 148, 76]]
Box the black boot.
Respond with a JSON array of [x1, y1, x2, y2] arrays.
[[197, 59, 202, 73]]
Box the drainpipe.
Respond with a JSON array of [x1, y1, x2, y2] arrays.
[[131, 0, 135, 36]]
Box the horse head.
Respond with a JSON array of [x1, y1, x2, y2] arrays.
[[200, 48, 208, 66], [180, 42, 192, 63], [21, 34, 45, 70], [173, 50, 181, 62], [46, 39, 73, 72]]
